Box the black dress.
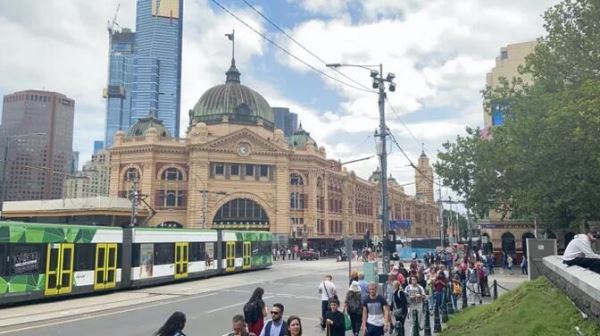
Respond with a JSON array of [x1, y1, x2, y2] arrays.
[[325, 310, 346, 336]]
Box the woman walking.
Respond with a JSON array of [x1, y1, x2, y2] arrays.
[[345, 281, 362, 336], [155, 311, 187, 336], [286, 316, 303, 336], [244, 287, 268, 335]]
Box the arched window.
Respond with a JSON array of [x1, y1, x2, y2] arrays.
[[125, 167, 140, 182], [214, 198, 269, 225], [290, 173, 304, 185], [162, 167, 184, 181], [501, 232, 516, 255]]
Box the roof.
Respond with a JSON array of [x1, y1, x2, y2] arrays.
[[191, 59, 274, 128], [127, 112, 171, 137], [2, 196, 148, 217]]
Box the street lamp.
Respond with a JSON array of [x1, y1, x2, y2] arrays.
[[326, 62, 396, 274], [1, 132, 46, 216]]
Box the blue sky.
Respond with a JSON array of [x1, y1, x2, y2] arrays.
[[0, 0, 561, 201]]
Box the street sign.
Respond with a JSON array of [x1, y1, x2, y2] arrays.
[[344, 237, 353, 256], [389, 220, 412, 230]]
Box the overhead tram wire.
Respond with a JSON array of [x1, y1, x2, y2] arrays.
[[240, 0, 376, 93], [385, 96, 423, 149], [388, 130, 443, 187], [210, 0, 375, 94]]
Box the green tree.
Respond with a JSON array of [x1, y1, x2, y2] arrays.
[[436, 0, 600, 230]]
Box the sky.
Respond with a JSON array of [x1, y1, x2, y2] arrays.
[[0, 0, 561, 201]]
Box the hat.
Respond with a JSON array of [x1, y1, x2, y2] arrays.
[[349, 281, 360, 292]]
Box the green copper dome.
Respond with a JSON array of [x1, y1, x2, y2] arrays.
[[127, 112, 171, 137], [191, 59, 274, 128], [286, 122, 317, 149]]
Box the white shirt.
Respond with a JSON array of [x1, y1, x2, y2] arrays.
[[318, 280, 336, 301], [563, 234, 600, 261], [259, 319, 284, 336]]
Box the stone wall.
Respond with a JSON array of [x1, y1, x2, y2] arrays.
[[541, 256, 600, 324]]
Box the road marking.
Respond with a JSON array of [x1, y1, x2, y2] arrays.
[[0, 292, 219, 335], [205, 296, 274, 314]]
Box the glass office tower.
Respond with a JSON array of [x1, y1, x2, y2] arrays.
[[104, 28, 135, 148], [132, 0, 183, 138]]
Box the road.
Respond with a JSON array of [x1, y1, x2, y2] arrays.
[[0, 259, 526, 336]]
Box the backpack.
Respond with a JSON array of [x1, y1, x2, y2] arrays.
[[347, 291, 362, 314], [244, 301, 261, 323]]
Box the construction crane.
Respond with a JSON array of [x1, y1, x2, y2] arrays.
[[103, 4, 121, 99], [107, 4, 121, 34]]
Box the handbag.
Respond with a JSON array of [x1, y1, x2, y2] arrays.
[[344, 313, 352, 331]]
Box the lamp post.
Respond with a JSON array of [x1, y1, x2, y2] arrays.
[[1, 132, 46, 217], [326, 62, 396, 273]]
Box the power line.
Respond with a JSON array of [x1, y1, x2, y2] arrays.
[[388, 131, 443, 187], [385, 96, 423, 148], [240, 0, 376, 93], [210, 0, 375, 94]]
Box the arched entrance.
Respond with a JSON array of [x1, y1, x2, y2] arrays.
[[213, 198, 269, 226], [481, 233, 493, 254], [501, 232, 516, 256], [521, 232, 535, 256], [157, 221, 183, 228]]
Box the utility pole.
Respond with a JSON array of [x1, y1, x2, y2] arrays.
[[129, 176, 138, 227], [438, 178, 444, 248], [202, 188, 208, 229]]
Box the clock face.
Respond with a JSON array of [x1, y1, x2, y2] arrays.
[[237, 142, 251, 156]]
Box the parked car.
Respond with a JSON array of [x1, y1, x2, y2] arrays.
[[299, 249, 319, 260]]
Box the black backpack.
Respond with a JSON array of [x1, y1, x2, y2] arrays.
[[244, 301, 260, 323]]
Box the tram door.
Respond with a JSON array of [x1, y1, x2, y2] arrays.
[[45, 243, 74, 295], [174, 242, 189, 279], [242, 242, 251, 270], [226, 241, 235, 272], [94, 243, 118, 290]]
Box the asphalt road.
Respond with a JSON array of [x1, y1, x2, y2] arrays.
[[0, 259, 525, 336]]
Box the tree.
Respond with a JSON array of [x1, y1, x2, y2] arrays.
[[436, 0, 600, 230]]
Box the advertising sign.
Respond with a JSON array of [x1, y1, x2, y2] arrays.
[[139, 244, 154, 278]]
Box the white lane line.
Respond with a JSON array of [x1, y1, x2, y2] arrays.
[[0, 292, 219, 335], [205, 296, 274, 314]]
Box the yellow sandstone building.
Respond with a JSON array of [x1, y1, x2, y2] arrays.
[[109, 59, 438, 248]]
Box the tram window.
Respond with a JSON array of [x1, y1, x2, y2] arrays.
[[235, 241, 243, 256], [132, 244, 141, 267], [0, 244, 6, 276], [75, 244, 95, 271], [9, 244, 44, 275], [154, 243, 174, 265], [189, 242, 205, 261]]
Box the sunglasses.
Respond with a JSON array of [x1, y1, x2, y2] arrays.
[[271, 311, 281, 315]]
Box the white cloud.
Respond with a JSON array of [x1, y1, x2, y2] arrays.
[[292, 0, 350, 16]]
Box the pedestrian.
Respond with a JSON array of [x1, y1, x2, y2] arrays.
[[361, 282, 391, 336], [285, 316, 302, 336], [345, 281, 362, 336], [405, 276, 425, 331], [244, 287, 268, 335], [563, 227, 600, 273], [391, 280, 408, 336], [259, 303, 287, 336], [227, 314, 256, 336], [318, 274, 337, 330], [155, 311, 187, 336], [520, 257, 528, 275], [507, 255, 513, 271], [466, 263, 480, 306], [358, 273, 369, 302], [349, 270, 359, 286], [451, 275, 462, 310], [385, 274, 395, 306], [325, 297, 346, 336], [433, 271, 447, 309]]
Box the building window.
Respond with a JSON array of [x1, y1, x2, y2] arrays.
[[215, 163, 225, 176], [260, 165, 269, 177], [290, 193, 305, 209], [162, 167, 183, 181], [230, 164, 239, 176], [157, 190, 186, 208], [245, 164, 254, 177], [290, 174, 303, 185], [125, 167, 140, 182]]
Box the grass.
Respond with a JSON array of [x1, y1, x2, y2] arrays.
[[441, 276, 600, 336]]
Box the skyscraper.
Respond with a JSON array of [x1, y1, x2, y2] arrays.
[[272, 107, 298, 138], [131, 0, 183, 138], [0, 90, 74, 201], [104, 27, 135, 148], [93, 140, 104, 154]]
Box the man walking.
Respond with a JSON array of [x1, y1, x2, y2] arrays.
[[361, 282, 390, 336], [405, 275, 425, 331], [228, 314, 255, 336], [466, 263, 480, 306], [563, 227, 600, 273], [259, 303, 286, 336], [318, 274, 337, 329]]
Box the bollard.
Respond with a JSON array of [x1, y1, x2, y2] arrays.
[[493, 279, 498, 300], [433, 304, 442, 333], [412, 309, 419, 336], [447, 285, 454, 315], [462, 280, 468, 309], [423, 300, 432, 336]]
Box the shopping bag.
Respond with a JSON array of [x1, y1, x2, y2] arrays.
[[344, 313, 352, 331]]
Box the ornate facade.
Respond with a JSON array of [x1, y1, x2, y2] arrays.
[[109, 59, 438, 247]]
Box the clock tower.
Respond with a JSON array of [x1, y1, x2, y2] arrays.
[[415, 150, 434, 204]]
